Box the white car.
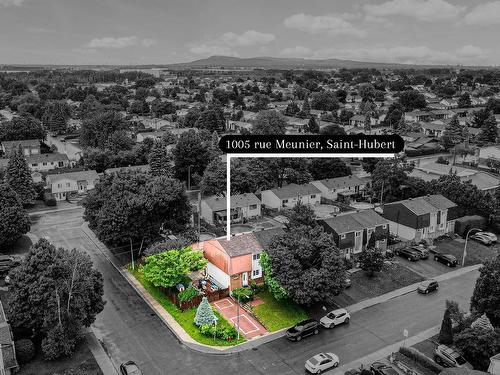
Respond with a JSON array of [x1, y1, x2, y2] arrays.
[[319, 308, 350, 329], [479, 232, 497, 243], [305, 352, 339, 374]]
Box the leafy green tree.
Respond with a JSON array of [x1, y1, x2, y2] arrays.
[[310, 91, 339, 111], [80, 111, 129, 149], [457, 92, 471, 108], [441, 115, 468, 150], [252, 110, 287, 135], [4, 148, 37, 206], [301, 93, 311, 114], [438, 307, 454, 345], [140, 246, 207, 288], [471, 255, 500, 327], [398, 90, 427, 111], [382, 102, 404, 129], [283, 201, 317, 230], [151, 99, 175, 117], [83, 172, 191, 246], [9, 239, 105, 360], [42, 100, 71, 134], [307, 116, 319, 133], [455, 327, 500, 371], [148, 140, 173, 177], [195, 106, 225, 133], [0, 183, 30, 247], [267, 226, 346, 305], [105, 130, 134, 152], [200, 159, 226, 197], [320, 124, 346, 136], [359, 234, 384, 277], [194, 297, 217, 326], [371, 156, 414, 203], [362, 158, 379, 174], [0, 114, 46, 142], [260, 251, 289, 300], [308, 158, 351, 180], [172, 130, 210, 181], [477, 113, 498, 145]]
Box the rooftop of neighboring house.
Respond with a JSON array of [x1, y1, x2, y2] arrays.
[[314, 175, 366, 190], [410, 162, 500, 191], [46, 170, 99, 184], [203, 193, 261, 212], [0, 300, 18, 372], [105, 164, 151, 174], [321, 210, 388, 234], [253, 227, 286, 249], [267, 183, 321, 200], [1, 139, 40, 150], [209, 232, 264, 258], [26, 153, 69, 164], [384, 194, 456, 216], [350, 114, 366, 122]]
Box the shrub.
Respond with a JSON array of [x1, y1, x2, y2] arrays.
[[14, 339, 35, 364], [199, 324, 238, 341], [399, 346, 443, 374], [43, 192, 56, 206], [231, 287, 253, 302], [250, 280, 266, 293], [178, 286, 199, 303]]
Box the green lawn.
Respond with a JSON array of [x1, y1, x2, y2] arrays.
[[251, 291, 308, 332], [129, 267, 245, 346]]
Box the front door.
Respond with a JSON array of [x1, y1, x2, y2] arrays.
[[241, 272, 248, 287]]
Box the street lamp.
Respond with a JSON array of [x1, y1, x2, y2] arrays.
[[462, 227, 482, 267]]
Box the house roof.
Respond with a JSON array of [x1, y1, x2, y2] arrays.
[[322, 210, 388, 234], [253, 227, 285, 249], [105, 165, 150, 174], [315, 175, 365, 190], [1, 139, 40, 150], [384, 194, 456, 216], [26, 153, 69, 164], [203, 193, 260, 212], [46, 170, 99, 184], [268, 183, 321, 200], [213, 232, 264, 257]]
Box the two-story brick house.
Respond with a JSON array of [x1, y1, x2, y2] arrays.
[[381, 194, 457, 242], [319, 210, 389, 258]]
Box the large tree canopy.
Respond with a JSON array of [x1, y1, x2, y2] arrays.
[[0, 183, 30, 247], [308, 158, 351, 181], [83, 172, 191, 245], [0, 115, 46, 142], [252, 110, 287, 135], [4, 147, 37, 206], [80, 110, 129, 149], [471, 254, 500, 327]]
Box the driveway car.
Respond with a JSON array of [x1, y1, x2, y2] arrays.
[[370, 362, 400, 375], [434, 345, 472, 369], [305, 353, 339, 374], [120, 361, 142, 375], [417, 279, 439, 294], [470, 233, 492, 246], [479, 232, 497, 243], [286, 319, 320, 341], [410, 245, 429, 259], [434, 253, 458, 267], [320, 308, 350, 329], [0, 255, 22, 274], [395, 248, 420, 261]]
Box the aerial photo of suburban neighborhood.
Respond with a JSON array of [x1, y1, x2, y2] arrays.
[[1, 0, 500, 374]]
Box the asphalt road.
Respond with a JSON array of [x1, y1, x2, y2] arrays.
[[29, 209, 478, 375]]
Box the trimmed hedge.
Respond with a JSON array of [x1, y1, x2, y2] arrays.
[[399, 346, 444, 374], [15, 339, 35, 364], [43, 192, 57, 206]]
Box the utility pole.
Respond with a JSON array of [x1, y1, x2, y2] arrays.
[[236, 294, 240, 340], [197, 192, 201, 242]]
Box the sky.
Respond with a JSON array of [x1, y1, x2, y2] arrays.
[[0, 0, 498, 66]]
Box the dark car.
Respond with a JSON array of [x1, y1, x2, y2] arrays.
[[417, 279, 439, 294], [410, 245, 429, 259], [395, 248, 420, 261], [0, 255, 22, 274], [286, 319, 320, 341], [370, 362, 400, 375], [120, 361, 142, 375], [434, 253, 458, 267]]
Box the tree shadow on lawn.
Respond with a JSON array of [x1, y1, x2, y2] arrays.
[[0, 235, 33, 256]]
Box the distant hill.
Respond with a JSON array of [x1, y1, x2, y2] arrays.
[[166, 55, 457, 70]]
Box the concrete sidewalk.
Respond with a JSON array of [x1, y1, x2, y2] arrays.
[[28, 204, 83, 216], [85, 330, 120, 375], [331, 325, 440, 375]]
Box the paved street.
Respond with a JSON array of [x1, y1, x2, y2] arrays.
[[29, 209, 479, 375]]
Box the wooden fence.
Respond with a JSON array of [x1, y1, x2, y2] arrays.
[[159, 286, 230, 310]]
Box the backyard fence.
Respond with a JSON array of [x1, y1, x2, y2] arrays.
[[159, 286, 230, 310]]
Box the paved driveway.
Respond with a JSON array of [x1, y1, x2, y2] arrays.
[[212, 298, 267, 339]]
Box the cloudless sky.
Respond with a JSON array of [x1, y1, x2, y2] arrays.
[[0, 0, 498, 65]]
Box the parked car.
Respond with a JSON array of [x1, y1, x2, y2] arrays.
[[305, 353, 339, 374], [417, 279, 439, 294], [370, 362, 400, 375], [0, 255, 22, 274], [286, 319, 320, 341], [434, 345, 472, 369], [395, 248, 420, 261], [479, 231, 497, 243], [434, 253, 458, 267], [344, 278, 352, 288], [320, 308, 351, 329], [120, 361, 142, 375], [410, 245, 429, 259], [470, 233, 492, 246]]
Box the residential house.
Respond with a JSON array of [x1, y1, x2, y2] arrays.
[[260, 183, 321, 210], [26, 153, 70, 172], [104, 165, 151, 175], [203, 233, 264, 290], [136, 131, 167, 143], [1, 139, 40, 156], [410, 162, 500, 194], [381, 195, 457, 242], [226, 120, 252, 133], [311, 175, 367, 202], [46, 134, 83, 165], [349, 115, 379, 128], [0, 300, 19, 375], [405, 110, 432, 123], [319, 210, 389, 258], [46, 170, 99, 201], [479, 145, 500, 164], [440, 98, 459, 109], [200, 193, 261, 225]]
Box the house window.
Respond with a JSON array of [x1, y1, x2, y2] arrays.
[[43, 162, 47, 166], [249, 204, 257, 210], [57, 183, 62, 188], [252, 269, 261, 277], [382, 224, 387, 229], [282, 199, 288, 204], [437, 211, 441, 225], [311, 194, 316, 199], [32, 163, 38, 167], [252, 254, 260, 261], [355, 232, 361, 237], [341, 234, 346, 239], [66, 183, 71, 187]]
